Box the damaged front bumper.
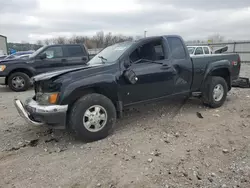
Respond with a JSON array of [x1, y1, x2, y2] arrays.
[[14, 98, 68, 128]]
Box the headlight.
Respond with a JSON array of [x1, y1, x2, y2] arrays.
[[0, 65, 6, 71], [37, 80, 62, 92], [36, 92, 59, 105]]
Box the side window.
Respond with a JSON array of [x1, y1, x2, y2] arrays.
[[130, 48, 140, 63], [203, 47, 209, 54], [168, 37, 186, 59], [154, 44, 165, 60], [129, 39, 166, 63], [195, 47, 203, 55], [67, 45, 84, 57], [43, 46, 63, 59]]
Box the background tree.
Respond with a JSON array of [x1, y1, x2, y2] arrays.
[[52, 37, 67, 44], [7, 31, 135, 53]]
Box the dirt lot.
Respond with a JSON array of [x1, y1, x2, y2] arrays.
[[0, 64, 250, 188]]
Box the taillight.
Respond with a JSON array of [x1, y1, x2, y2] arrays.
[[232, 61, 237, 66], [232, 57, 241, 66], [238, 56, 241, 70], [238, 56, 241, 64]]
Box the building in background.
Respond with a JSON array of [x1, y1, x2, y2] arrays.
[[0, 35, 8, 55]]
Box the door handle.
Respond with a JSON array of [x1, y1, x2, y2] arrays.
[[61, 59, 67, 62], [82, 57, 88, 61], [161, 64, 171, 69]]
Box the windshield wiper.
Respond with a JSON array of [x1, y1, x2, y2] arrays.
[[98, 56, 107, 63]]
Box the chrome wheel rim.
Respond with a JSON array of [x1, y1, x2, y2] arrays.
[[213, 84, 224, 102], [12, 76, 25, 89], [83, 105, 108, 132]]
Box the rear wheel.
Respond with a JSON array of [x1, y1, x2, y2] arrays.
[[8, 72, 31, 92], [202, 76, 228, 108], [69, 93, 116, 142]]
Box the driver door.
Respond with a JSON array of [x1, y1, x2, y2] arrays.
[[33, 46, 65, 74], [119, 38, 176, 105]]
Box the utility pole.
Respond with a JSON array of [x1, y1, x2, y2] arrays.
[[144, 30, 147, 38]]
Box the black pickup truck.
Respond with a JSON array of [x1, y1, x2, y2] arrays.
[[14, 35, 241, 142], [0, 44, 89, 91]]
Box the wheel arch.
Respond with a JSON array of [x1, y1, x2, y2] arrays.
[[209, 68, 231, 91], [64, 85, 120, 130], [202, 60, 232, 92], [6, 68, 34, 85]]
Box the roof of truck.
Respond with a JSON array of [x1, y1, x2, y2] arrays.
[[187, 45, 210, 48], [136, 35, 182, 42], [44, 44, 85, 46]]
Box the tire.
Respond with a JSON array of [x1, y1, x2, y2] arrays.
[[69, 93, 117, 142], [202, 76, 228, 108], [8, 72, 31, 92]]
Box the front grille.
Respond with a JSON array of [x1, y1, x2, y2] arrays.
[[35, 92, 48, 105]]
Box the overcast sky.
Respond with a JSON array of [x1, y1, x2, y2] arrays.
[[0, 0, 250, 43]]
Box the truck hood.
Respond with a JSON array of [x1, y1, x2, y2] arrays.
[[32, 64, 103, 82], [0, 57, 30, 64]]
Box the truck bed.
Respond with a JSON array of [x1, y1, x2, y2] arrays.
[[191, 53, 241, 91]]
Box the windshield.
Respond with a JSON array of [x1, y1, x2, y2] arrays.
[[29, 46, 46, 58], [88, 41, 133, 65], [187, 47, 195, 54]]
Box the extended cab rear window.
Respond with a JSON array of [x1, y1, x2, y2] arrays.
[[67, 45, 84, 57], [168, 37, 186, 59]]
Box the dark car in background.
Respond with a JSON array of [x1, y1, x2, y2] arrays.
[[1, 51, 34, 61], [1, 54, 32, 62], [0, 44, 89, 91], [0, 55, 7, 60]]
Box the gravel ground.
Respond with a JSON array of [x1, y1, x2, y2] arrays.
[[0, 64, 250, 188]]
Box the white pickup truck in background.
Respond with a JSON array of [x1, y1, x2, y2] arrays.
[[187, 46, 213, 56]]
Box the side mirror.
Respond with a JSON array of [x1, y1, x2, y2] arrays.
[[124, 59, 131, 69], [124, 69, 138, 84], [39, 53, 47, 59]]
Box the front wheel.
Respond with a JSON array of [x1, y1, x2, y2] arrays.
[[8, 72, 31, 92], [69, 93, 117, 142], [202, 76, 228, 108]]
